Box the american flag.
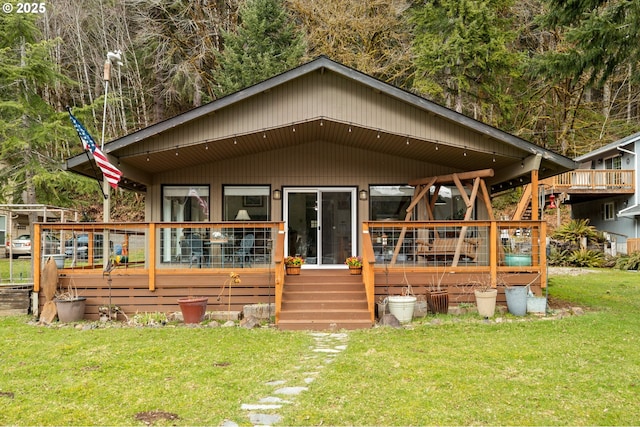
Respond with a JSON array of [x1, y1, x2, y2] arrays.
[[189, 188, 209, 216], [69, 111, 122, 189]]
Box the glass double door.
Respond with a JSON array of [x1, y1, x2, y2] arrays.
[[284, 188, 356, 267]]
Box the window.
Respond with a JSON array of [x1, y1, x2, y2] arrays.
[[603, 202, 616, 221], [605, 156, 621, 170], [0, 214, 5, 246], [162, 185, 210, 221], [223, 186, 270, 221], [369, 186, 415, 220]]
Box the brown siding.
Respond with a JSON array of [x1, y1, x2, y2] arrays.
[[51, 272, 276, 321]]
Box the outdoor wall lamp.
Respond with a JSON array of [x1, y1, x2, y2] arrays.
[[359, 189, 368, 200], [273, 189, 281, 200]]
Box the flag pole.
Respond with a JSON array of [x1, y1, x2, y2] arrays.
[[100, 51, 122, 223]]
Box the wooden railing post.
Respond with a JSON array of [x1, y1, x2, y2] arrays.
[[148, 223, 156, 291], [274, 223, 285, 323], [489, 221, 498, 287], [362, 223, 376, 322], [33, 223, 41, 293]]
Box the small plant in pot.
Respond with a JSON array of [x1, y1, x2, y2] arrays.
[[465, 275, 500, 318], [284, 256, 304, 275], [426, 270, 449, 314], [345, 256, 362, 275], [387, 283, 417, 324], [54, 282, 87, 323]]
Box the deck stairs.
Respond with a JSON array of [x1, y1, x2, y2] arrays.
[[278, 269, 373, 331]]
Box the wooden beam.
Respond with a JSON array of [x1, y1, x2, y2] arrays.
[[531, 169, 539, 221], [512, 184, 532, 220], [408, 169, 494, 186]]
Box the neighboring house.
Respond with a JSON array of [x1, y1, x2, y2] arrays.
[[45, 56, 577, 328], [549, 132, 639, 254]]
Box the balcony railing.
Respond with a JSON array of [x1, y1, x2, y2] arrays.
[[34, 222, 285, 292], [548, 169, 635, 193]]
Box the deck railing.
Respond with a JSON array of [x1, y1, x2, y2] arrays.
[[549, 169, 635, 192], [362, 220, 547, 317], [34, 222, 285, 293]]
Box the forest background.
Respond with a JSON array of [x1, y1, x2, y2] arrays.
[[1, 0, 640, 221]]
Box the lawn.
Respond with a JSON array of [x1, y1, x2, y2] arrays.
[[0, 258, 33, 283], [1, 269, 639, 426]]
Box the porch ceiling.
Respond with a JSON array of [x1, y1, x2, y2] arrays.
[[68, 118, 571, 194]]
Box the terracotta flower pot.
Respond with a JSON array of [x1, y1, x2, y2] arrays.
[[177, 297, 208, 324]]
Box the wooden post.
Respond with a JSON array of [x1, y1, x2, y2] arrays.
[[490, 221, 498, 287], [33, 223, 41, 293], [148, 223, 156, 291]]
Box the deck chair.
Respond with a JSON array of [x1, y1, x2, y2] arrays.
[[234, 233, 254, 267], [181, 232, 204, 268]]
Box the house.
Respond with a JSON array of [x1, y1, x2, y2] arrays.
[[548, 131, 639, 254], [37, 57, 577, 329]]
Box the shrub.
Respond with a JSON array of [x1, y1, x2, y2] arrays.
[[552, 219, 598, 247], [615, 251, 640, 271], [567, 249, 604, 268]]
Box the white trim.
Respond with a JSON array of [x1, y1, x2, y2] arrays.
[[283, 187, 357, 268]]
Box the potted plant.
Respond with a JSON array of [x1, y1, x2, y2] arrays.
[[345, 256, 363, 275], [177, 296, 209, 324], [387, 283, 417, 324], [465, 275, 499, 318], [54, 282, 86, 323], [503, 234, 532, 266], [426, 270, 449, 314], [284, 256, 304, 275]]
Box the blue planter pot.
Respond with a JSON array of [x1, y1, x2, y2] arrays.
[[504, 254, 532, 266], [505, 286, 528, 316]]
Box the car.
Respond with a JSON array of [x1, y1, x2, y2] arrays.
[[6, 234, 61, 259], [64, 233, 106, 259]]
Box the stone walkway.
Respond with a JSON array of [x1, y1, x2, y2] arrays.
[[222, 332, 349, 427]]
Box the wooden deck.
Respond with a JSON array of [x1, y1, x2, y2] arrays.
[[34, 220, 548, 327], [547, 169, 635, 194]]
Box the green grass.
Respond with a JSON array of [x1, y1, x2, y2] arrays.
[[1, 269, 639, 425], [0, 258, 33, 282]]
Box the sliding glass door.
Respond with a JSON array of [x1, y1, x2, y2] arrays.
[[284, 188, 356, 267]]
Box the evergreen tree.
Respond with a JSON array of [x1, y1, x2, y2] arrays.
[[411, 0, 522, 125], [539, 0, 640, 86], [213, 0, 305, 96], [0, 11, 78, 207]]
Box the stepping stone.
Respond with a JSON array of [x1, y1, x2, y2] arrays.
[[259, 396, 291, 404], [241, 403, 282, 410], [313, 348, 341, 353], [274, 386, 307, 395], [249, 413, 282, 426], [265, 380, 287, 386], [304, 377, 315, 384]]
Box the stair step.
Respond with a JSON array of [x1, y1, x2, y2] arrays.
[[281, 300, 368, 310], [277, 319, 373, 331], [279, 310, 370, 321], [279, 269, 371, 331], [284, 283, 363, 292], [283, 291, 365, 301]]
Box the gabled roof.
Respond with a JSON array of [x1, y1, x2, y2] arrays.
[[575, 131, 640, 162], [66, 56, 577, 193]]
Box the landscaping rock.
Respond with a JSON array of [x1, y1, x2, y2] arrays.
[[243, 303, 275, 320], [378, 313, 402, 328], [240, 315, 261, 329]]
